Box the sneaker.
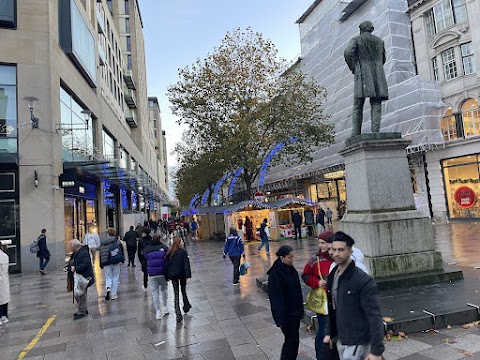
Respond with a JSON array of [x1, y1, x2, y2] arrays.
[[132, 264, 136, 267], [183, 304, 192, 313], [73, 313, 86, 321], [105, 288, 111, 300], [73, 311, 88, 316], [1, 316, 8, 324], [111, 295, 117, 300], [156, 310, 162, 320], [233, 282, 240, 286]]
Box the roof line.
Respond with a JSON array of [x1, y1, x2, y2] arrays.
[[296, 0, 323, 24]]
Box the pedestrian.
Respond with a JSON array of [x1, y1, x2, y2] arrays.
[[138, 227, 152, 292], [83, 226, 100, 265], [244, 215, 254, 242], [0, 241, 10, 325], [190, 218, 199, 240], [174, 223, 188, 248], [326, 235, 369, 274], [37, 229, 50, 274], [164, 237, 192, 323], [223, 227, 246, 285], [145, 234, 170, 320], [326, 208, 333, 226], [292, 211, 303, 240], [344, 21, 388, 136], [123, 226, 138, 267], [99, 228, 124, 300], [257, 218, 270, 255], [162, 219, 168, 235], [301, 231, 334, 360], [325, 231, 384, 360], [70, 239, 94, 320], [135, 222, 143, 238], [267, 245, 304, 360], [316, 208, 325, 235], [149, 218, 158, 234]]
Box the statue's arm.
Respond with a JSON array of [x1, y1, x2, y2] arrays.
[[344, 38, 357, 73]]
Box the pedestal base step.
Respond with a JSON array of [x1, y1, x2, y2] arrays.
[[376, 269, 463, 290]]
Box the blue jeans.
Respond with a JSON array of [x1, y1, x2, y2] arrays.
[[315, 314, 327, 360], [258, 235, 269, 253], [149, 275, 168, 312], [39, 257, 50, 270], [104, 264, 121, 296]]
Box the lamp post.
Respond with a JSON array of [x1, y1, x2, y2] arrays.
[[23, 96, 39, 128]]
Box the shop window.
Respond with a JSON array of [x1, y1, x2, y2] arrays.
[[443, 156, 480, 219], [461, 99, 480, 137], [0, 65, 17, 153], [461, 43, 475, 75], [102, 129, 115, 160], [441, 108, 458, 141], [442, 47, 458, 81], [426, 0, 467, 37]]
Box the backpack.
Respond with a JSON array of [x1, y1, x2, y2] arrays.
[[108, 241, 125, 264], [30, 239, 40, 253]]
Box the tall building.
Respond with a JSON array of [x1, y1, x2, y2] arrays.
[[262, 0, 444, 221], [0, 0, 168, 272], [408, 0, 480, 221]]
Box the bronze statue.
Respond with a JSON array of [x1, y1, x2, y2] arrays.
[[344, 21, 388, 137]]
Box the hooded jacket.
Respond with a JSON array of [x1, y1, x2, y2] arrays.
[[145, 240, 169, 276], [267, 258, 304, 328], [99, 235, 117, 268], [165, 249, 191, 280]]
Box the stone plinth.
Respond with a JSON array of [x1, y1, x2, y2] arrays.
[[340, 133, 443, 278]]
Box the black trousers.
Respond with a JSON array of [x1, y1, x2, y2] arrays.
[[229, 255, 241, 283], [172, 278, 190, 315], [127, 247, 136, 265], [294, 224, 302, 239], [280, 319, 300, 360], [0, 303, 7, 318], [141, 260, 148, 288]]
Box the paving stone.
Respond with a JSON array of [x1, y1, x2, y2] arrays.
[[419, 343, 466, 360]]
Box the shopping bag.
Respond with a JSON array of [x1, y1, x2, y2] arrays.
[[243, 261, 251, 269], [239, 263, 247, 276], [317, 341, 340, 360], [74, 272, 90, 297], [305, 287, 328, 314]]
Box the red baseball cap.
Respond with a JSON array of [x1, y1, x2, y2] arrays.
[[318, 231, 334, 240]]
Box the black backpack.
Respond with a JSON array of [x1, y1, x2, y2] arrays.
[[108, 241, 125, 264]]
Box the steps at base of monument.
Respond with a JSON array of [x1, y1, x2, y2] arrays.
[[375, 269, 464, 290]]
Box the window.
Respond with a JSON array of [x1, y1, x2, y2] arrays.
[[0, 0, 16, 29], [441, 108, 458, 141], [107, 0, 112, 13], [461, 99, 480, 137], [461, 43, 475, 75], [125, 18, 130, 33], [442, 47, 457, 80], [426, 0, 467, 37], [127, 55, 132, 70], [126, 36, 131, 51], [124, 0, 129, 15], [432, 57, 439, 81], [0, 65, 17, 153], [102, 129, 115, 160]]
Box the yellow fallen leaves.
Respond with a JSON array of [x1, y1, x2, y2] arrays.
[[461, 320, 480, 329], [383, 317, 394, 323], [385, 330, 407, 341]]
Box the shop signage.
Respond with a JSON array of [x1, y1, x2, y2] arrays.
[[254, 192, 265, 202], [454, 186, 477, 209], [59, 173, 77, 188]]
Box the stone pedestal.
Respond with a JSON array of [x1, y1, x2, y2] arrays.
[[340, 133, 443, 278]]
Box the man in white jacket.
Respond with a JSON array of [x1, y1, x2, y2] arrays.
[[83, 226, 100, 264]]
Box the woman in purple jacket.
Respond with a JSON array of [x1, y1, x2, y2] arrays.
[[144, 235, 169, 320]]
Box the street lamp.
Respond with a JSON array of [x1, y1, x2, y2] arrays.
[[23, 96, 39, 128]]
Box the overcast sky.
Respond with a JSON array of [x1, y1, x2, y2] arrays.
[[138, 0, 313, 168]]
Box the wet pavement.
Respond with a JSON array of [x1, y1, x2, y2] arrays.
[[0, 222, 479, 359]]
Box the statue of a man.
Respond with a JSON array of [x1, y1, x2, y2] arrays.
[[344, 21, 388, 137]]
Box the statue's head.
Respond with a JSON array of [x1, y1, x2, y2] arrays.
[[359, 21, 374, 33]]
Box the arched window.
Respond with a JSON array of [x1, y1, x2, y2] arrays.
[[461, 99, 480, 137], [441, 108, 457, 141]]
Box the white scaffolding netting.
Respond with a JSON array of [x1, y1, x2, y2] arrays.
[[264, 0, 446, 185]]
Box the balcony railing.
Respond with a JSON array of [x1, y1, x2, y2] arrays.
[[124, 88, 137, 109], [123, 69, 136, 90], [125, 109, 138, 128]]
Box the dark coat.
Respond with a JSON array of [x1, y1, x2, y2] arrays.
[[124, 230, 138, 249], [37, 234, 50, 258], [344, 32, 388, 100], [73, 245, 94, 286], [165, 249, 191, 280], [145, 241, 168, 276], [316, 210, 325, 226], [99, 235, 117, 268], [292, 213, 302, 226], [138, 235, 152, 264], [326, 261, 385, 356], [267, 258, 304, 328]]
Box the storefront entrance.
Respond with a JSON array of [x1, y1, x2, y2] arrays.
[[442, 154, 480, 219]]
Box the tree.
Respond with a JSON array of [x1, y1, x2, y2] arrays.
[[168, 28, 333, 200]]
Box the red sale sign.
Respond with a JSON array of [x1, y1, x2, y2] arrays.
[[454, 186, 477, 209]]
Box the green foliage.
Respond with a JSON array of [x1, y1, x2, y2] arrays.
[[168, 28, 333, 202]]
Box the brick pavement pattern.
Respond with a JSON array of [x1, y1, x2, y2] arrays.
[[1, 223, 480, 360]]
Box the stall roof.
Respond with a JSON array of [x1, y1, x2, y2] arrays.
[[191, 197, 317, 216]]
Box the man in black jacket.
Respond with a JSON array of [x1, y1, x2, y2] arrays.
[[124, 226, 138, 267], [70, 239, 94, 321], [292, 211, 303, 240], [325, 232, 384, 360]]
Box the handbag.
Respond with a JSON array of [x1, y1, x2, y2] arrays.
[[74, 272, 91, 297], [304, 256, 328, 315], [317, 341, 339, 360]]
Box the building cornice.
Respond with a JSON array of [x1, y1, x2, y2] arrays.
[[408, 0, 435, 13]]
